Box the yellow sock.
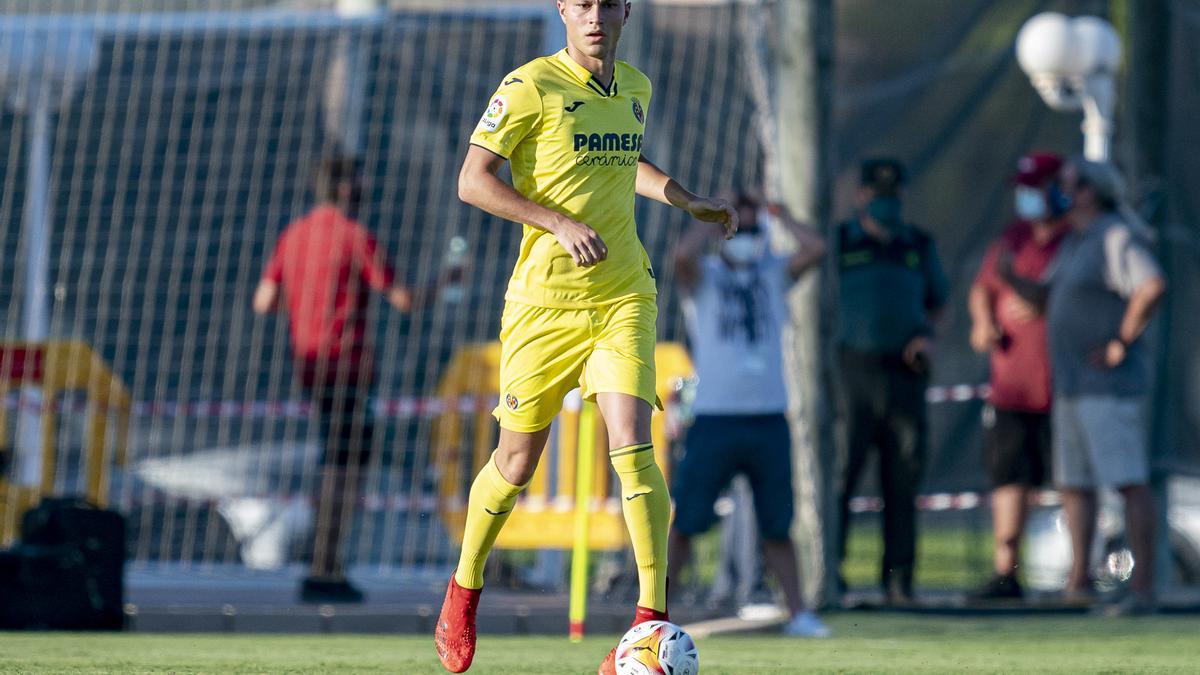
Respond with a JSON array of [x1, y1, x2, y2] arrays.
[[454, 452, 527, 590], [610, 443, 670, 611]]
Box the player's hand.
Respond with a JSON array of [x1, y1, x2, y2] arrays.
[[687, 197, 738, 240], [903, 335, 931, 373], [969, 320, 1001, 354], [551, 217, 608, 267], [1090, 339, 1126, 370], [387, 286, 414, 313]]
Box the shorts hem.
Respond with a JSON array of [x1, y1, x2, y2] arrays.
[[582, 388, 662, 411], [494, 415, 555, 435]]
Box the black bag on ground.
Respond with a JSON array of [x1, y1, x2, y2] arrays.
[[0, 497, 126, 630]]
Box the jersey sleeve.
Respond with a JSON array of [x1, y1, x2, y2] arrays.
[[1102, 223, 1163, 298], [469, 71, 542, 159], [355, 227, 396, 292]]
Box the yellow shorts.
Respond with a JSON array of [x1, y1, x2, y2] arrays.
[[494, 294, 660, 433]]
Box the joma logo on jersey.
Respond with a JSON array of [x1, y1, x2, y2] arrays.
[[573, 132, 643, 153]]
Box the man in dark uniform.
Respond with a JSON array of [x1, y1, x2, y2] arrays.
[[834, 158, 948, 604]]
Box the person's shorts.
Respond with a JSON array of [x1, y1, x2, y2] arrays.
[[1052, 395, 1149, 489], [494, 294, 660, 433], [671, 413, 795, 540], [982, 406, 1051, 488]]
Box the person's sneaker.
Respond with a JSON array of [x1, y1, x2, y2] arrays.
[[969, 574, 1023, 602], [299, 576, 365, 604], [434, 575, 482, 673], [1099, 594, 1157, 618], [598, 605, 669, 675], [782, 611, 831, 638]]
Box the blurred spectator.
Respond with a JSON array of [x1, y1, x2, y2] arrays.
[[668, 189, 829, 637], [253, 156, 412, 603], [834, 158, 948, 604], [1000, 159, 1166, 615], [967, 152, 1068, 601]]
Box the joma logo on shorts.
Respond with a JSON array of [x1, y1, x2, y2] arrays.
[[573, 132, 643, 153]]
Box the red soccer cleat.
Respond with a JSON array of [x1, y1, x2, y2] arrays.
[[435, 575, 482, 673], [598, 605, 670, 675]]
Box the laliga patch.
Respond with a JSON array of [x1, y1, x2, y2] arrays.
[[505, 393, 519, 411], [478, 96, 508, 132]]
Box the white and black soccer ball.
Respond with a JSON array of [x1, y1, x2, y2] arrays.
[[614, 620, 699, 675]]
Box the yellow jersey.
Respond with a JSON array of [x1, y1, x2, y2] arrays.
[[470, 49, 655, 308]]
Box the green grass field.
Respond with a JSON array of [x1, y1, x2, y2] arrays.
[[2, 614, 1197, 674]]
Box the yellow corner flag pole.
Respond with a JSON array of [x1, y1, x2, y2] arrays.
[[568, 399, 596, 642]]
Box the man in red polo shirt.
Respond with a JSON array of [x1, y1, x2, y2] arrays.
[[967, 151, 1068, 601], [254, 156, 411, 603]]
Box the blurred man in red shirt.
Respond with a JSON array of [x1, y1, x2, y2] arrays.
[[254, 156, 411, 603], [967, 151, 1067, 600]]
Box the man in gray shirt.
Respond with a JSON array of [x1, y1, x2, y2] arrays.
[[1001, 158, 1166, 614]]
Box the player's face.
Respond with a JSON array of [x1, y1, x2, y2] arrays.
[[558, 0, 629, 59]]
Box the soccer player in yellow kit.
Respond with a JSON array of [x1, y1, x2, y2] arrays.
[[434, 2, 736, 673]]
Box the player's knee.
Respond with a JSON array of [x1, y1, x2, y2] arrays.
[[493, 447, 540, 486]]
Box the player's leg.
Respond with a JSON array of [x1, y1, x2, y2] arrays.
[[667, 415, 737, 586], [437, 302, 587, 673], [597, 391, 670, 613], [584, 296, 670, 675], [1077, 397, 1155, 607], [975, 408, 1033, 600], [878, 365, 926, 603], [834, 349, 879, 597], [303, 381, 369, 602], [454, 426, 552, 589], [595, 392, 671, 675], [1051, 396, 1099, 599], [742, 413, 827, 636]]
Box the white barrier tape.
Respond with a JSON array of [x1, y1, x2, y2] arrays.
[[1, 392, 498, 420], [138, 490, 1061, 515], [848, 489, 1062, 514], [2, 383, 990, 420]]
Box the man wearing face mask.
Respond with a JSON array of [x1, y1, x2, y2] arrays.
[[999, 159, 1166, 615], [670, 189, 827, 636], [967, 152, 1068, 601], [834, 158, 948, 605]]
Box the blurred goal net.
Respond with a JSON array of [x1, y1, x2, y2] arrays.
[[0, 1, 766, 576]]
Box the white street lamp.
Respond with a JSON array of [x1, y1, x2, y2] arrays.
[[1016, 12, 1122, 161]]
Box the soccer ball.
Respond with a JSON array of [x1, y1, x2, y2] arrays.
[[614, 620, 699, 675]]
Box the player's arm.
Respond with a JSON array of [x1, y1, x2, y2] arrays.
[[252, 280, 279, 314], [636, 156, 737, 238], [458, 144, 607, 267], [766, 203, 826, 279], [968, 243, 1002, 353], [671, 221, 721, 291], [253, 237, 285, 314]]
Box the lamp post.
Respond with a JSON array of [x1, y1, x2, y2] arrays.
[[1016, 13, 1122, 161], [0, 26, 97, 485]]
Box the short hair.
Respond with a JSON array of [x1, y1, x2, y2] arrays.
[[860, 158, 907, 196], [1072, 157, 1125, 212], [312, 155, 362, 203]]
